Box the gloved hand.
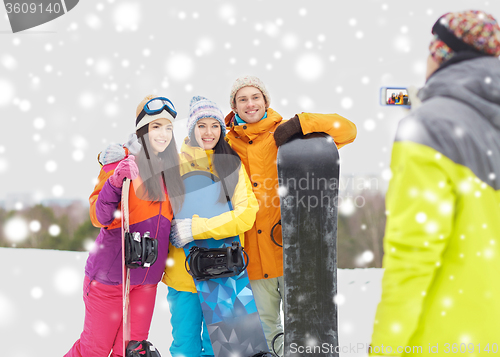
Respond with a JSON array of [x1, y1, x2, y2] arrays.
[[407, 85, 422, 111], [108, 156, 139, 188], [98, 134, 142, 166], [99, 143, 126, 166], [169, 218, 194, 248], [124, 133, 142, 156], [273, 115, 302, 147]]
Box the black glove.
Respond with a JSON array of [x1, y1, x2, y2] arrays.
[[273, 115, 302, 147]]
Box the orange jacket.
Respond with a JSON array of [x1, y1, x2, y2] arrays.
[[224, 108, 356, 280]]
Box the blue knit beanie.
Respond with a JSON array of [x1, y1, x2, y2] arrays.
[[187, 96, 226, 142]]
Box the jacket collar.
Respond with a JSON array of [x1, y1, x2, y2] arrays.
[[180, 137, 214, 166], [225, 108, 283, 141]]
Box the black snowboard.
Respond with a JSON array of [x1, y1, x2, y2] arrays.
[[277, 133, 339, 357]]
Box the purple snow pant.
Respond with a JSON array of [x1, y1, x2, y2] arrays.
[[65, 275, 157, 357]]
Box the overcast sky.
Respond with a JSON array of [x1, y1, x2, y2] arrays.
[[0, 0, 496, 203]]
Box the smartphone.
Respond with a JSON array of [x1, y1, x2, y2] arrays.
[[380, 87, 411, 108]]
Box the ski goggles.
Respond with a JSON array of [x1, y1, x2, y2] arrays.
[[136, 97, 177, 130]]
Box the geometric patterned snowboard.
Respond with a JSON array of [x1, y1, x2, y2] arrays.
[[176, 171, 269, 357]]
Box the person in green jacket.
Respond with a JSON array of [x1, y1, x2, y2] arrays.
[[370, 10, 500, 357]]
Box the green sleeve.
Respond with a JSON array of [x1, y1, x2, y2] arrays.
[[370, 141, 456, 355]]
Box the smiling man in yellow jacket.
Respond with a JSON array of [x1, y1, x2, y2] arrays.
[[225, 75, 357, 355]]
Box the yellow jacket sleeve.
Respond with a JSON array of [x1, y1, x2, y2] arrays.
[[370, 141, 455, 355], [190, 165, 258, 246], [298, 112, 357, 149]]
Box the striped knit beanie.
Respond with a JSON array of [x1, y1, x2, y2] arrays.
[[429, 10, 500, 64], [187, 96, 226, 142], [229, 75, 271, 112]]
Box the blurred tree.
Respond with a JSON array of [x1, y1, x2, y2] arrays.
[[0, 194, 388, 268], [68, 219, 100, 251], [337, 192, 386, 269], [0, 203, 98, 252]]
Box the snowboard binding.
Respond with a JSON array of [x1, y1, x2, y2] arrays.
[[125, 231, 158, 269], [126, 340, 161, 357], [185, 241, 249, 281]]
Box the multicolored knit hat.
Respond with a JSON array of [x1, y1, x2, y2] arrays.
[[187, 96, 226, 142], [229, 75, 271, 112], [429, 10, 500, 64]]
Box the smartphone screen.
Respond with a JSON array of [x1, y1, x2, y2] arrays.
[[380, 87, 411, 108]]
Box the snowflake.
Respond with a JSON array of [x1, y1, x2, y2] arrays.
[[3, 217, 29, 243], [1, 54, 17, 70], [33, 320, 51, 337], [83, 238, 96, 252], [333, 293, 345, 305], [390, 322, 401, 333], [53, 267, 80, 295], [29, 220, 41, 232], [339, 197, 355, 216], [415, 212, 427, 224], [166, 54, 194, 81], [340, 97, 353, 110], [381, 168, 392, 181], [95, 59, 111, 75], [295, 53, 323, 81], [425, 221, 438, 234], [31, 287, 43, 299], [85, 14, 101, 29], [49, 224, 61, 236], [298, 96, 314, 111], [79, 92, 96, 109], [19, 99, 31, 112], [364, 119, 376, 131], [113, 3, 141, 31], [361, 250, 374, 263], [72, 150, 84, 161], [394, 36, 411, 53], [51, 184, 64, 197], [282, 33, 298, 49]]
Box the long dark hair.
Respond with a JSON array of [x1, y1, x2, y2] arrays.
[[190, 130, 241, 204], [135, 125, 185, 214]]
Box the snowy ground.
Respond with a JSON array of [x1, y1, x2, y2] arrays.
[[0, 247, 383, 357]]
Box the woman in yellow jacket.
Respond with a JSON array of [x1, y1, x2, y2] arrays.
[[163, 96, 259, 357]]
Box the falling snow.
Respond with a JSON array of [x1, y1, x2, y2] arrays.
[[295, 53, 324, 81], [3, 217, 29, 243], [1, 2, 495, 352], [166, 54, 194, 81], [113, 3, 141, 31]]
